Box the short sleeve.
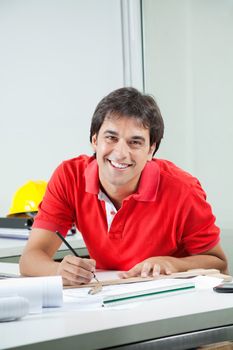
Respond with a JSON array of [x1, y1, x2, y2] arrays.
[[179, 182, 220, 254], [33, 162, 75, 236]]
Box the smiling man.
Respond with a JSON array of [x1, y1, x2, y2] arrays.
[[19, 87, 228, 285]]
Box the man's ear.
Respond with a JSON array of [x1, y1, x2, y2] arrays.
[[91, 134, 98, 152], [148, 143, 156, 160]]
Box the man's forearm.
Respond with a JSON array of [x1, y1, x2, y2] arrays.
[[119, 252, 229, 279], [19, 250, 60, 277], [170, 254, 228, 274]]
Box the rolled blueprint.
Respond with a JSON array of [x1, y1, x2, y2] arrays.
[[0, 296, 29, 321], [0, 276, 63, 313]]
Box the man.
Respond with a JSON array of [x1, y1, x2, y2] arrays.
[[19, 87, 228, 285]]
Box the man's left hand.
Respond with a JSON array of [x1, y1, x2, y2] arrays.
[[118, 257, 178, 278]]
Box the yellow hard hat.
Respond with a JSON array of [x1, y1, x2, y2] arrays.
[[8, 180, 47, 217]]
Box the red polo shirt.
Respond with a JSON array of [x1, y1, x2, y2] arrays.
[[33, 155, 220, 270]]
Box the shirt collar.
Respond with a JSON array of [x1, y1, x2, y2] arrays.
[[84, 158, 99, 194], [84, 158, 160, 202]]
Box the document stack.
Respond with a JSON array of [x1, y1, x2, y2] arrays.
[[0, 217, 76, 239], [0, 217, 33, 239]]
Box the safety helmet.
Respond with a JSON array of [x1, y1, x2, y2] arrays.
[[7, 180, 47, 217]]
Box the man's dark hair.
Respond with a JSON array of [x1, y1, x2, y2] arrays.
[[90, 87, 164, 155]]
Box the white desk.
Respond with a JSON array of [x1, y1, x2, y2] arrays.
[[0, 263, 233, 350], [0, 233, 87, 262]]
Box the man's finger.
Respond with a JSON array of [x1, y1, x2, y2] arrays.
[[65, 263, 93, 280], [61, 269, 92, 285], [80, 258, 96, 272], [141, 262, 152, 277], [152, 264, 161, 277], [164, 267, 172, 275], [64, 255, 96, 273], [118, 265, 141, 278]]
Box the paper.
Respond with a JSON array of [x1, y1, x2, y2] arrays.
[[191, 275, 223, 289], [64, 268, 228, 290], [102, 281, 195, 307], [0, 227, 74, 239], [63, 279, 196, 310], [0, 276, 63, 314], [63, 274, 225, 310], [64, 275, 155, 289], [0, 228, 31, 239]]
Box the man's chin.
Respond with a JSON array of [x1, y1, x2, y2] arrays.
[[105, 175, 130, 188], [108, 179, 128, 187]]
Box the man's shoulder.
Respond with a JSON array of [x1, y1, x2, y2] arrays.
[[53, 155, 96, 183], [154, 158, 200, 189], [61, 155, 94, 171]]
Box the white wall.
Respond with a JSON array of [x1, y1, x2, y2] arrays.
[[0, 0, 124, 216], [142, 0, 233, 230]]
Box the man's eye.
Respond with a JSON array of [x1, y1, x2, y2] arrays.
[[130, 140, 142, 146], [105, 136, 117, 142]]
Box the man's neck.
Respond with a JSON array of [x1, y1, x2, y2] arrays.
[[100, 181, 138, 210]]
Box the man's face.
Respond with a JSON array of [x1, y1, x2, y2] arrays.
[[91, 115, 155, 192]]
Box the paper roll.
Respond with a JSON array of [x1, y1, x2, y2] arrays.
[[0, 276, 63, 313], [0, 296, 29, 322]]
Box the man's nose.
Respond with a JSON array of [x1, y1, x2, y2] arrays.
[[113, 140, 129, 159]]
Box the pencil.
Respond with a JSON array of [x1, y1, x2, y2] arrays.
[[55, 230, 100, 283], [55, 230, 80, 257]]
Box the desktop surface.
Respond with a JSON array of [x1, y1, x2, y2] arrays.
[[0, 263, 233, 350]]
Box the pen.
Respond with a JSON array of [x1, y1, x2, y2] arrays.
[[55, 230, 100, 284]]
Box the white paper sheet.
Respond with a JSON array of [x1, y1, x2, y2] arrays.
[[63, 275, 224, 310], [191, 275, 223, 289], [63, 278, 195, 309]]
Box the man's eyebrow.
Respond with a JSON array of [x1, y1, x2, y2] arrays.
[[103, 130, 146, 142], [103, 130, 119, 136]]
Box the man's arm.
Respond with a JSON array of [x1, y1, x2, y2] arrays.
[[119, 243, 228, 278], [19, 228, 96, 285]]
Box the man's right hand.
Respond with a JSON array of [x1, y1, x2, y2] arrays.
[[56, 255, 96, 286], [19, 228, 97, 285]]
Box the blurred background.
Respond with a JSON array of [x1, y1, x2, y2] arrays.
[[0, 0, 232, 269]]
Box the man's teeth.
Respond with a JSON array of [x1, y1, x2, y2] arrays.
[[110, 160, 129, 169]]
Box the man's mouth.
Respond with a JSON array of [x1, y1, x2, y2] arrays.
[[108, 160, 132, 169]]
